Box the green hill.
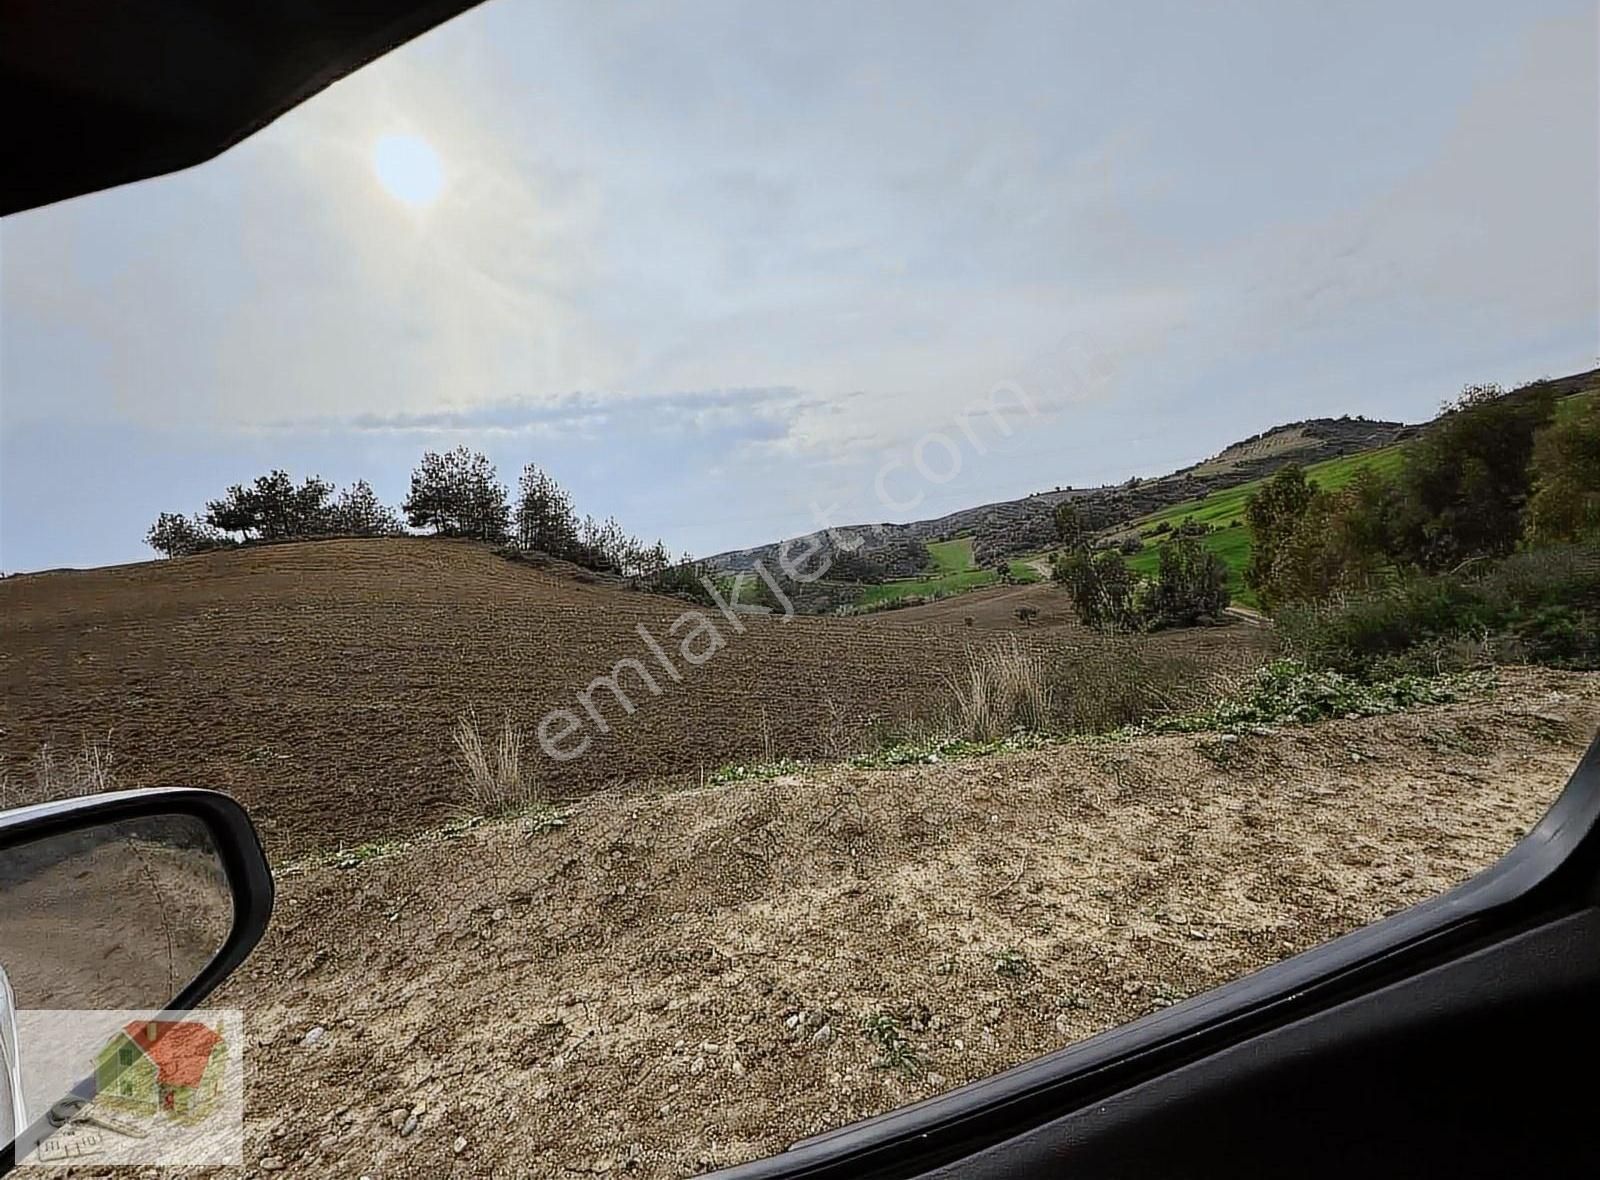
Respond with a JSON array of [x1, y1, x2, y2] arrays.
[[1122, 445, 1407, 606]]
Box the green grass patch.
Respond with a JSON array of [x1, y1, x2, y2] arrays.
[[926, 536, 976, 573], [851, 730, 1055, 769], [854, 535, 1039, 606], [1119, 444, 1406, 606], [858, 567, 998, 605], [1135, 445, 1406, 537]]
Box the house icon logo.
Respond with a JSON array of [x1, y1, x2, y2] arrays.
[[95, 1020, 228, 1125]]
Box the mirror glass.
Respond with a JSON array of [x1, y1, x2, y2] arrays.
[[0, 814, 235, 1156]]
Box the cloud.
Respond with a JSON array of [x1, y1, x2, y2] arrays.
[[288, 386, 819, 446]]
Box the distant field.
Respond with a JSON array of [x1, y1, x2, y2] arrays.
[[1134, 444, 1406, 536], [859, 536, 1039, 606], [1120, 443, 1407, 608]]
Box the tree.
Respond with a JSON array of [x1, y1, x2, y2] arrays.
[[329, 480, 404, 537], [1054, 548, 1138, 631], [1244, 466, 1316, 607], [1525, 396, 1600, 545], [145, 512, 232, 557], [1053, 501, 1087, 552], [403, 447, 510, 541], [204, 470, 334, 542], [1148, 537, 1229, 627], [1265, 468, 1395, 605], [514, 464, 581, 557], [1391, 382, 1557, 570]]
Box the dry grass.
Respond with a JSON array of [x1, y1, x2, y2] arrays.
[[944, 637, 1055, 741], [451, 711, 537, 816], [0, 734, 118, 810]]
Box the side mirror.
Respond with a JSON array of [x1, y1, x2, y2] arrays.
[[0, 790, 272, 1172]]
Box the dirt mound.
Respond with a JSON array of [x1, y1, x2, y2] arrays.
[[181, 668, 1599, 1177], [0, 540, 983, 856]]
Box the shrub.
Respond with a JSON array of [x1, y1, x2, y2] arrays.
[[1390, 381, 1556, 570], [1276, 545, 1600, 674], [1148, 537, 1229, 628], [1054, 549, 1139, 631], [1261, 468, 1395, 606], [1525, 395, 1600, 545]]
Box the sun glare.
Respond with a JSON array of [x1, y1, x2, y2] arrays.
[[372, 134, 444, 207]]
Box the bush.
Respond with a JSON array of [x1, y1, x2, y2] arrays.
[[1525, 395, 1600, 545], [1276, 545, 1600, 673], [1148, 537, 1229, 628], [1390, 382, 1556, 570]]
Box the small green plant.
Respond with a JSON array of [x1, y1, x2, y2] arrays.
[[852, 730, 1053, 770], [861, 1011, 925, 1077], [328, 840, 408, 869], [1147, 660, 1492, 734], [993, 947, 1031, 978], [518, 805, 571, 835], [707, 758, 809, 785]]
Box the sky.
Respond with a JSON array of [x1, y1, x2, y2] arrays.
[[2, 0, 1596, 572]]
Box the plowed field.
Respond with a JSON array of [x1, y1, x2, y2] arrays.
[[0, 540, 1272, 856]]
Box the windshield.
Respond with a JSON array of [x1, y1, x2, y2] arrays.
[[2, 2, 1597, 1175]]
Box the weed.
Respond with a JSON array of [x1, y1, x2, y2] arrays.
[[992, 947, 1031, 978], [453, 710, 537, 816], [1147, 660, 1493, 734], [861, 1011, 926, 1077], [1, 734, 117, 809], [707, 758, 810, 785], [851, 730, 1052, 770], [518, 806, 571, 836], [945, 637, 1054, 741]]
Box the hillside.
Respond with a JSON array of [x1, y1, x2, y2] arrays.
[[709, 367, 1600, 612], [0, 538, 1271, 857], [708, 414, 1414, 585]]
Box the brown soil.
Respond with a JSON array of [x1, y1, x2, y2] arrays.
[[0, 541, 1271, 858], [69, 666, 1599, 1179]]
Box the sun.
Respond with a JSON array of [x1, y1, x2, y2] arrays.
[[372, 134, 444, 207]]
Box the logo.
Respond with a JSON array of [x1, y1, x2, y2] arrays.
[[13, 1010, 244, 1167]]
